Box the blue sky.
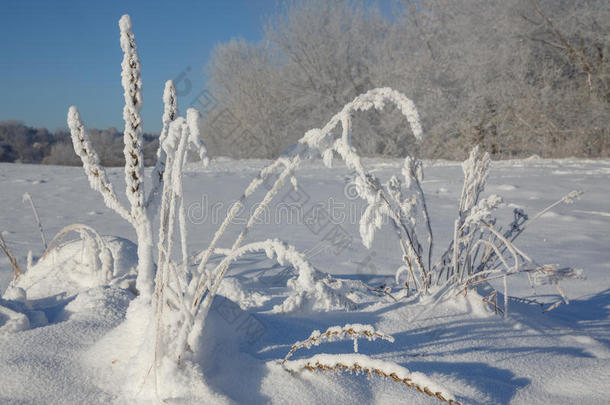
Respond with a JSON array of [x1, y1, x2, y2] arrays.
[[0, 0, 396, 133], [0, 0, 281, 132]]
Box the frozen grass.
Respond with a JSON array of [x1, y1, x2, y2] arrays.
[[40, 224, 113, 283], [283, 354, 460, 405], [0, 234, 23, 280], [22, 192, 47, 251], [282, 324, 395, 363]]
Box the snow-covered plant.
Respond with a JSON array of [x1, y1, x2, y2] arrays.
[[281, 324, 458, 403], [289, 88, 440, 294], [41, 224, 113, 283], [282, 323, 394, 363], [278, 88, 582, 314], [59, 14, 324, 400], [117, 75, 581, 400], [209, 239, 357, 313], [130, 90, 423, 397], [162, 89, 423, 354], [67, 15, 208, 301], [361, 146, 583, 314], [283, 353, 460, 404], [429, 154, 583, 313]]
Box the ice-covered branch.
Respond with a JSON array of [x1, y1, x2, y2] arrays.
[[147, 80, 178, 213], [67, 106, 132, 224]]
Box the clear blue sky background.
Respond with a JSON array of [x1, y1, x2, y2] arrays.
[[0, 0, 395, 133], [0, 0, 279, 133]]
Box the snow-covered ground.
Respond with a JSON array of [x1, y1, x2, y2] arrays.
[[1, 157, 609, 404]]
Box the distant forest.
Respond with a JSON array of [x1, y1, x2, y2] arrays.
[[0, 120, 159, 166]]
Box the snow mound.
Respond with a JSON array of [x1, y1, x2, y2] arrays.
[[273, 271, 361, 313], [0, 302, 29, 335], [12, 235, 137, 300], [217, 277, 270, 310]]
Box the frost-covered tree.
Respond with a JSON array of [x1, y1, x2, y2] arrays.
[[204, 0, 419, 158], [398, 0, 610, 158], [203, 0, 609, 159]]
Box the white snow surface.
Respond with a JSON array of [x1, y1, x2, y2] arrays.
[[0, 157, 609, 404]]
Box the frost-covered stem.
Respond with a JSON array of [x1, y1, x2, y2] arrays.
[[460, 242, 515, 283], [191, 160, 297, 322], [463, 229, 484, 278], [515, 191, 583, 237], [0, 234, 23, 279], [186, 108, 209, 166], [204, 239, 318, 297], [475, 192, 581, 276], [147, 80, 178, 213], [155, 118, 189, 277], [134, 219, 154, 299], [451, 218, 460, 282], [403, 157, 433, 280], [153, 120, 189, 387], [299, 89, 424, 289], [382, 198, 418, 288], [119, 15, 155, 300], [399, 235, 420, 291], [378, 190, 427, 287], [189, 159, 291, 301], [283, 324, 395, 364], [41, 224, 112, 281], [177, 185, 188, 272], [182, 239, 317, 354], [400, 215, 428, 288], [168, 122, 191, 274], [67, 107, 132, 223], [155, 152, 174, 292], [433, 148, 492, 284], [482, 221, 532, 265], [23, 192, 47, 250], [26, 250, 33, 271], [503, 274, 508, 318], [119, 14, 145, 215], [283, 354, 459, 404], [181, 162, 298, 356], [412, 176, 433, 274], [458, 147, 490, 216], [303, 88, 423, 148]]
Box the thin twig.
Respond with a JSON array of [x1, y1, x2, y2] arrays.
[[0, 233, 24, 279], [23, 192, 47, 250]]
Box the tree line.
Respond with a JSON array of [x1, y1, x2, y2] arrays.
[[202, 0, 609, 159], [0, 120, 159, 166]]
